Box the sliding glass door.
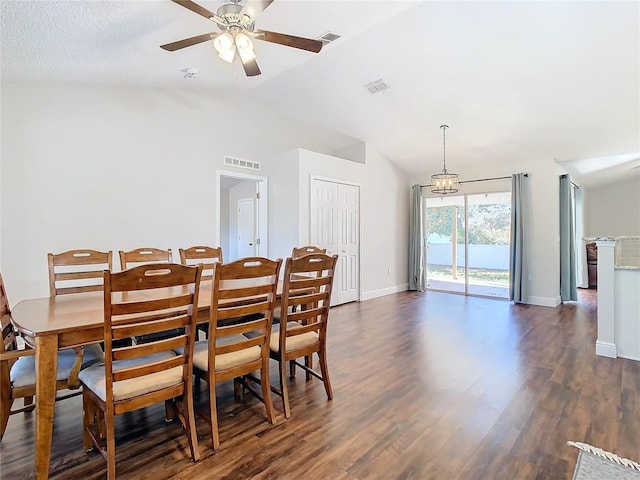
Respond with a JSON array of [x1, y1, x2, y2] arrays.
[[425, 191, 510, 299], [425, 196, 465, 294]]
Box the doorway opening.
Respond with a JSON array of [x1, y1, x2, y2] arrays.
[[425, 191, 511, 299], [216, 170, 268, 261]]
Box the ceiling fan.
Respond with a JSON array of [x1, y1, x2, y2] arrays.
[[160, 0, 324, 77]]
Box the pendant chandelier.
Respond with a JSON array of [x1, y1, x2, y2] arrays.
[[431, 124, 459, 194]]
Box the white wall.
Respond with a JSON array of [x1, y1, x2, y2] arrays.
[[0, 84, 334, 303], [586, 175, 640, 237], [614, 268, 640, 361], [264, 149, 299, 263]]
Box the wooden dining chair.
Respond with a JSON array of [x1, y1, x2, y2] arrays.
[[118, 247, 172, 270], [48, 249, 113, 296], [267, 253, 338, 418], [291, 245, 327, 259], [179, 246, 223, 340], [48, 248, 121, 350], [0, 272, 103, 441], [79, 263, 203, 480], [288, 246, 327, 320], [192, 257, 281, 450], [119, 248, 183, 344], [179, 246, 223, 280]]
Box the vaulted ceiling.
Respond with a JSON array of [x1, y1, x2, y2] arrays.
[[2, 0, 639, 186]]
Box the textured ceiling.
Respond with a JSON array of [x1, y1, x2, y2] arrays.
[[2, 0, 639, 186]]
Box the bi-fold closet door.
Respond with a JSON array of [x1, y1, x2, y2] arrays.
[[310, 178, 360, 306]]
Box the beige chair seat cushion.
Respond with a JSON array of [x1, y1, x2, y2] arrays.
[[180, 336, 261, 373], [270, 322, 319, 353], [11, 344, 104, 388], [78, 351, 182, 402], [246, 322, 319, 353]]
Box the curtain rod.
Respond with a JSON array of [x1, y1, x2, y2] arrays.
[[420, 173, 528, 188], [560, 174, 580, 189]]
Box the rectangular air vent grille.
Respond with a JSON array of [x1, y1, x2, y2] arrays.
[[224, 156, 261, 171], [318, 32, 341, 44], [364, 79, 390, 94]]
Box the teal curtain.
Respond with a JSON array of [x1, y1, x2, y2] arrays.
[[509, 173, 529, 303], [560, 174, 577, 301], [409, 185, 425, 291]]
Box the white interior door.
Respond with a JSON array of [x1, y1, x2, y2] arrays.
[[337, 183, 360, 304], [310, 178, 360, 306], [237, 197, 256, 258], [311, 180, 338, 254]]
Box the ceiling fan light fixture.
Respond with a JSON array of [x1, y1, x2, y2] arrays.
[[214, 32, 236, 63], [238, 46, 256, 63], [218, 45, 236, 63], [235, 32, 253, 50], [214, 32, 234, 53], [235, 32, 256, 63]]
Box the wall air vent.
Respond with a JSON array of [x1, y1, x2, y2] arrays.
[[364, 79, 390, 94], [318, 32, 341, 45], [224, 156, 261, 171]]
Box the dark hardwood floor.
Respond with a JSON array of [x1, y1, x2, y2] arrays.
[[1, 289, 638, 479]]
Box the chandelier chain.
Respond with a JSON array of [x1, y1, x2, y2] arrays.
[[441, 124, 449, 172]]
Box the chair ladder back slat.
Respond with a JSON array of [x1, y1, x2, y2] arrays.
[[112, 355, 185, 382], [48, 250, 113, 297], [118, 248, 173, 271], [291, 246, 327, 259], [112, 334, 188, 361], [112, 314, 191, 340]]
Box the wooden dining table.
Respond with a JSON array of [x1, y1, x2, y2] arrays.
[[9, 279, 285, 479]]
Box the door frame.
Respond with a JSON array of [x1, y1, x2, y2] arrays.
[[310, 175, 362, 304], [216, 170, 268, 257]]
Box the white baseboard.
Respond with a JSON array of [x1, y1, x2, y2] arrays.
[[527, 295, 562, 307], [360, 288, 562, 307], [595, 341, 617, 358], [361, 283, 408, 301], [617, 353, 640, 362]]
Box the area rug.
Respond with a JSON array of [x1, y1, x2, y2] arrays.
[[568, 441, 640, 480]]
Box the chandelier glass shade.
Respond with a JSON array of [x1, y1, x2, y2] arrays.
[[431, 125, 459, 194]]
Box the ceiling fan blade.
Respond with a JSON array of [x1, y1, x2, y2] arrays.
[[242, 58, 261, 77], [254, 30, 323, 53], [240, 0, 275, 23], [171, 0, 225, 23], [160, 32, 217, 51]]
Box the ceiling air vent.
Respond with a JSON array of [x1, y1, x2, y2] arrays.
[[318, 32, 341, 45], [224, 156, 261, 171], [364, 79, 390, 94]]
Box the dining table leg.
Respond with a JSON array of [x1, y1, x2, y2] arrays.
[[34, 335, 58, 479]]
